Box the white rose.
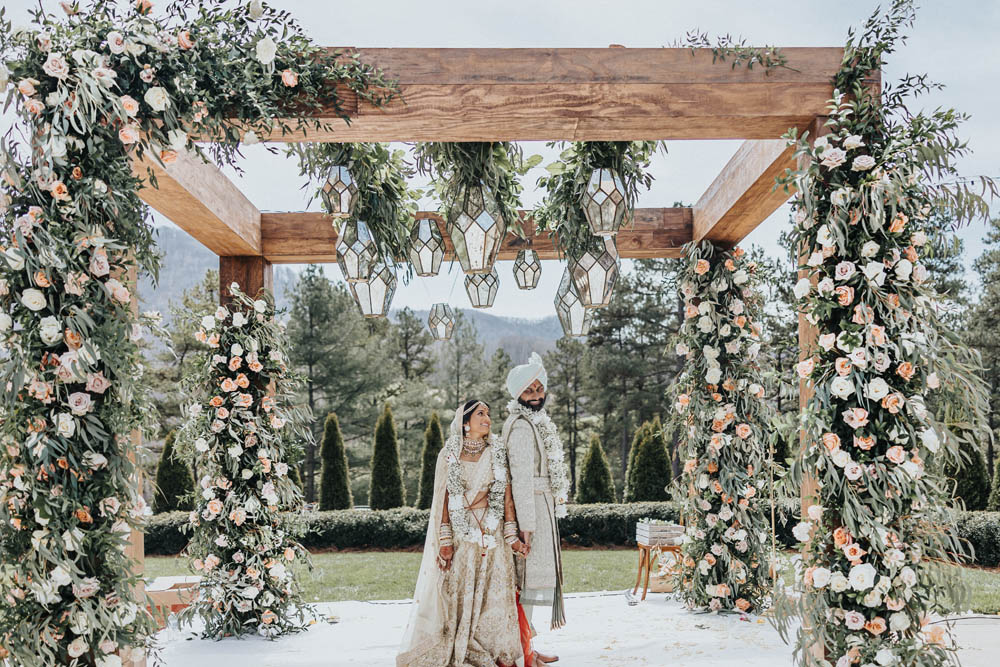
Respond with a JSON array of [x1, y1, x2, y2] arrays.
[[0, 62, 9, 89], [816, 224, 834, 247], [817, 277, 835, 295], [194, 438, 209, 453], [43, 52, 71, 80], [232, 312, 247, 327], [849, 563, 877, 591], [255, 37, 277, 65], [39, 316, 62, 344], [894, 258, 913, 281], [927, 372, 940, 389], [697, 315, 713, 334], [911, 231, 928, 246], [68, 637, 88, 658], [167, 128, 187, 151], [830, 376, 854, 400], [812, 567, 831, 588], [732, 269, 748, 285], [106, 31, 126, 54], [21, 288, 47, 311], [793, 277, 811, 300], [861, 241, 880, 258], [832, 449, 851, 468], [834, 261, 856, 281], [830, 187, 850, 207], [50, 565, 72, 587], [920, 428, 940, 453], [843, 135, 865, 150], [820, 147, 848, 169], [865, 377, 890, 400], [830, 572, 849, 592], [201, 315, 216, 331], [862, 261, 885, 286], [888, 612, 910, 633], [55, 413, 76, 438], [705, 367, 722, 385], [253, 299, 267, 313], [5, 247, 26, 270], [806, 504, 824, 521], [0, 312, 12, 332], [851, 155, 876, 171], [97, 656, 123, 667], [144, 86, 170, 112], [806, 251, 825, 267], [249, 0, 265, 19], [912, 264, 928, 283], [792, 521, 812, 543], [231, 343, 244, 357]]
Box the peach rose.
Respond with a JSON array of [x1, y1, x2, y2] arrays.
[[835, 285, 855, 307], [694, 259, 711, 275], [207, 498, 223, 515], [822, 432, 841, 452], [833, 527, 852, 548], [75, 507, 93, 524], [22, 96, 43, 113], [869, 325, 887, 346], [724, 259, 736, 271], [735, 315, 747, 328], [684, 304, 699, 319], [178, 30, 195, 50], [236, 373, 250, 388], [896, 362, 915, 381], [864, 617, 887, 636], [119, 124, 140, 145], [18, 78, 38, 96], [735, 423, 752, 439], [209, 395, 224, 408], [160, 149, 178, 164], [854, 435, 875, 450], [886, 445, 906, 464], [216, 407, 229, 420], [50, 181, 69, 201], [220, 377, 237, 392], [852, 304, 873, 324], [904, 245, 918, 262], [889, 213, 908, 233], [120, 95, 139, 116], [835, 357, 852, 377], [842, 543, 866, 561], [796, 358, 815, 379], [881, 392, 904, 414], [281, 69, 298, 87], [229, 508, 247, 526], [229, 356, 242, 371]]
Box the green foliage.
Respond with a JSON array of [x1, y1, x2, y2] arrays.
[[943, 438, 992, 511], [544, 338, 590, 496], [153, 430, 195, 514], [576, 436, 616, 504], [623, 422, 652, 503], [393, 307, 435, 382], [989, 456, 1000, 511], [416, 413, 445, 510], [534, 141, 661, 258], [624, 419, 672, 503], [481, 347, 514, 410], [680, 31, 791, 73], [319, 414, 353, 511], [413, 142, 539, 238], [369, 405, 406, 509], [289, 143, 418, 267], [440, 311, 486, 407]]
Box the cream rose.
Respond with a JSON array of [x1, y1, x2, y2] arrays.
[[43, 53, 71, 80], [21, 288, 47, 311], [144, 86, 170, 112], [55, 413, 76, 438], [106, 31, 126, 54], [865, 377, 890, 401], [39, 316, 62, 344], [67, 391, 93, 415], [851, 155, 876, 171], [830, 376, 854, 399], [255, 37, 277, 65]]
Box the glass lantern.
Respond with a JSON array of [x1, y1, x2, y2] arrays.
[[513, 249, 542, 290], [446, 183, 507, 274], [569, 238, 620, 309], [554, 266, 594, 337], [581, 167, 628, 236], [336, 219, 378, 283], [349, 261, 396, 319], [321, 165, 359, 219], [408, 218, 445, 277], [427, 303, 455, 340], [464, 267, 500, 309]]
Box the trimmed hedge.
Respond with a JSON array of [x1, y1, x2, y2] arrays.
[[142, 503, 1000, 568]]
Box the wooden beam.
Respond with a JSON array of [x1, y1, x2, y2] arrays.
[[260, 208, 692, 264], [252, 47, 844, 142], [693, 118, 827, 245], [219, 256, 273, 305], [133, 150, 262, 256]]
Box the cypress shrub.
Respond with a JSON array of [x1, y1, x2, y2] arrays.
[[319, 413, 353, 510], [576, 435, 616, 504], [369, 405, 406, 509], [989, 456, 1000, 511], [623, 421, 651, 503], [944, 441, 992, 511], [625, 418, 672, 502], [416, 412, 444, 510], [153, 430, 194, 513]]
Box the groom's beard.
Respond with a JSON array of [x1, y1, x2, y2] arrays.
[[518, 396, 546, 412]]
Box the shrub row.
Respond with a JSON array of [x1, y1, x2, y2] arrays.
[[143, 504, 1000, 567]]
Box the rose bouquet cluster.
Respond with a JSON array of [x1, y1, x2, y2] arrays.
[[670, 241, 775, 614], [772, 4, 994, 665], [178, 284, 313, 639], [0, 1, 392, 662]]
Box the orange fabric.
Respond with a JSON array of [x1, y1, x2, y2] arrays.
[[516, 592, 534, 666]]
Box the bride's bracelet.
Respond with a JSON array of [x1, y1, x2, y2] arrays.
[[439, 523, 453, 547], [503, 521, 519, 545]]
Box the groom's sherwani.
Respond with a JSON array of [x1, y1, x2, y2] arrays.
[[503, 409, 565, 630]]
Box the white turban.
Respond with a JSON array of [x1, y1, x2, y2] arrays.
[[506, 352, 548, 399]]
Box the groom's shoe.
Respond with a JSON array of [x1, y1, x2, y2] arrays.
[[535, 652, 558, 663]]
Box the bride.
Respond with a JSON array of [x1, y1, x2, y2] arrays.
[[398, 399, 537, 667]]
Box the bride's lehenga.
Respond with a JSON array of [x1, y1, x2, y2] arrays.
[[398, 443, 522, 667]]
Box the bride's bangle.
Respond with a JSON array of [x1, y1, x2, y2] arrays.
[[439, 523, 453, 546]]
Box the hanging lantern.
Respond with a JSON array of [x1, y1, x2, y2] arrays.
[[349, 262, 396, 319], [513, 249, 542, 290], [554, 266, 594, 337], [446, 182, 507, 274], [464, 267, 499, 309], [569, 237, 619, 309], [408, 218, 445, 277], [427, 303, 455, 340], [581, 167, 628, 236], [336, 219, 378, 283], [321, 165, 359, 219]]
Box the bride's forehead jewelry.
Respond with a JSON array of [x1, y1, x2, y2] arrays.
[[463, 400, 486, 417]]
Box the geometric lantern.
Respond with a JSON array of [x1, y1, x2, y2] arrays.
[[427, 303, 455, 340], [569, 237, 619, 309], [513, 249, 542, 290], [336, 219, 378, 283], [464, 267, 499, 309], [581, 167, 628, 236], [445, 182, 507, 275], [408, 218, 445, 277], [321, 165, 359, 219], [554, 266, 594, 337], [349, 261, 396, 319]]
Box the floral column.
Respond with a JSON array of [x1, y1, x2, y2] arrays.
[[672, 241, 774, 614], [179, 286, 312, 639]]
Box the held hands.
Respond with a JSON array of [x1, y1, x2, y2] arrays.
[[437, 545, 454, 571], [510, 539, 529, 557]]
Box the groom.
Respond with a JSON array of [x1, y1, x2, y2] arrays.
[[503, 352, 568, 664]]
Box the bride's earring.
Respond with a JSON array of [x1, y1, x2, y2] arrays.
[[464, 425, 470, 432]]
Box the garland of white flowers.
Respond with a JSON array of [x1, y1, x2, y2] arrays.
[[669, 241, 774, 614], [444, 434, 508, 548], [769, 3, 994, 665], [178, 284, 314, 639], [506, 400, 570, 517]]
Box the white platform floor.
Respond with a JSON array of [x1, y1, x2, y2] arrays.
[[156, 592, 1000, 667]]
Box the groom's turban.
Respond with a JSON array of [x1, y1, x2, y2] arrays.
[[506, 352, 548, 399]]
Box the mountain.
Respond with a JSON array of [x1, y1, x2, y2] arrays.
[[138, 225, 561, 358]]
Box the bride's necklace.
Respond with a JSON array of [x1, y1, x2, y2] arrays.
[[461, 437, 487, 456]]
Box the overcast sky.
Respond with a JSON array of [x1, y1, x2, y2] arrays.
[[4, 0, 998, 319]]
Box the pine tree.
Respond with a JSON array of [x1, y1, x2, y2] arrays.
[[369, 405, 406, 509], [441, 311, 486, 407], [545, 338, 589, 497], [623, 421, 651, 503], [626, 418, 672, 502], [319, 413, 353, 510], [153, 430, 195, 513], [989, 455, 1000, 511], [576, 435, 616, 503], [416, 412, 445, 510]]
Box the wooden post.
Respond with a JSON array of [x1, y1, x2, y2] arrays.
[[219, 255, 273, 306]]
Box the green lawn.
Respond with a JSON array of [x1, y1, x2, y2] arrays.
[[145, 549, 1000, 613]]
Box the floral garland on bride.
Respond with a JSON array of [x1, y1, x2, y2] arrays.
[[444, 435, 507, 548], [506, 400, 570, 517]]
